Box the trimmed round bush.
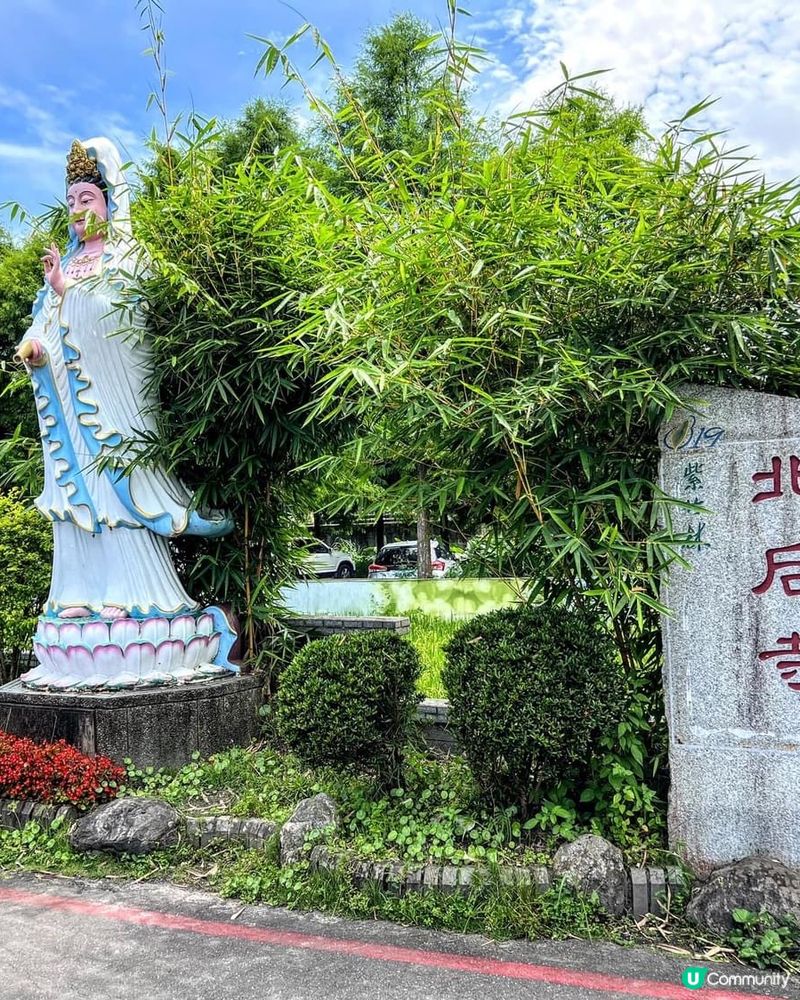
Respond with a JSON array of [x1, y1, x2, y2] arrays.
[[275, 631, 421, 784], [442, 603, 624, 819]]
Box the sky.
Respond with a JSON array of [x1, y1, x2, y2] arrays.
[[1, 0, 799, 224]]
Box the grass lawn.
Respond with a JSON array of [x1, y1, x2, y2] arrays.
[[407, 612, 461, 699]]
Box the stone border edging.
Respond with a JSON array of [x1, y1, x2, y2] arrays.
[[177, 809, 686, 917], [184, 814, 276, 851], [0, 799, 78, 831], [287, 616, 411, 637], [0, 799, 685, 917], [305, 845, 685, 917]]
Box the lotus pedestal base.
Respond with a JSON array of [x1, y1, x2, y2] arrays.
[[21, 607, 238, 692], [0, 674, 262, 769]]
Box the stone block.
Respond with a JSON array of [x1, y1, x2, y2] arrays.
[[200, 819, 220, 849], [629, 867, 649, 918], [19, 801, 36, 827], [55, 805, 77, 828], [457, 865, 476, 893], [440, 866, 459, 894], [184, 817, 202, 848], [369, 863, 388, 888], [499, 867, 531, 887], [422, 864, 441, 892], [648, 867, 668, 916], [384, 862, 406, 892], [240, 817, 276, 851], [210, 816, 237, 843], [404, 868, 424, 893], [530, 865, 551, 894], [661, 386, 800, 870]]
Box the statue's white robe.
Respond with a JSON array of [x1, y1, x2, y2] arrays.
[[28, 267, 197, 616]]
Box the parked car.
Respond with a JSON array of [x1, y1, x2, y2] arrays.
[[368, 540, 457, 579], [296, 540, 356, 578]]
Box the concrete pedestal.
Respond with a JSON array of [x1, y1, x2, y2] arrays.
[[0, 674, 262, 770]]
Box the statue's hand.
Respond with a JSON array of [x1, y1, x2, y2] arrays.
[[14, 339, 45, 367], [42, 242, 65, 296]]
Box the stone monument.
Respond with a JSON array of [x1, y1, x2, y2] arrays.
[[0, 138, 260, 765], [661, 385, 800, 872]]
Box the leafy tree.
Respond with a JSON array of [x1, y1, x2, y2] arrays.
[[256, 18, 800, 676], [0, 233, 45, 441], [0, 490, 51, 683], [132, 127, 353, 661], [217, 99, 299, 170], [338, 13, 443, 154]]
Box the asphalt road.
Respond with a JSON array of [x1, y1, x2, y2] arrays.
[[0, 873, 794, 1000]]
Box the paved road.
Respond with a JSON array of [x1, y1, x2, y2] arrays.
[[0, 873, 794, 1000]]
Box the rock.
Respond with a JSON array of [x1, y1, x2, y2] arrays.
[[687, 856, 800, 936], [551, 834, 628, 915], [280, 793, 338, 866], [70, 797, 180, 855]]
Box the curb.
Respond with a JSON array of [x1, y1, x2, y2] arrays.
[[184, 814, 277, 851]]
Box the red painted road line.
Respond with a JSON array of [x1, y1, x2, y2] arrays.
[[0, 886, 779, 1000]]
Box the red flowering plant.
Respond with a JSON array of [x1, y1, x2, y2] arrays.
[[0, 731, 124, 809]]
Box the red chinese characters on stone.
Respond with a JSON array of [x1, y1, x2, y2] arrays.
[[752, 543, 800, 597], [752, 458, 800, 693], [758, 633, 800, 691], [752, 456, 800, 503]]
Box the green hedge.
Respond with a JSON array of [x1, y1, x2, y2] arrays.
[[443, 603, 624, 820], [275, 630, 421, 785], [0, 492, 51, 683]]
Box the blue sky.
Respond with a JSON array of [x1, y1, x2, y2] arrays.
[[2, 0, 799, 223]]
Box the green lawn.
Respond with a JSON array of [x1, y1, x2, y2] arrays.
[[407, 612, 461, 700]]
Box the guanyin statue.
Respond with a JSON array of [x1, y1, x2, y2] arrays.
[[13, 137, 237, 690]]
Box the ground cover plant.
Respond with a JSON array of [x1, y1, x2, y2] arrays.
[[1, 756, 790, 974], [120, 743, 665, 867]]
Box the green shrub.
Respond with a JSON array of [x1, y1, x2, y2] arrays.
[[442, 604, 624, 820], [275, 631, 422, 784], [0, 491, 51, 683]]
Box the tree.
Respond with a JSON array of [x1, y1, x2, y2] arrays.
[[338, 13, 442, 154], [0, 232, 45, 440], [131, 126, 355, 662], [0, 229, 52, 496], [258, 18, 800, 675], [217, 99, 299, 171]]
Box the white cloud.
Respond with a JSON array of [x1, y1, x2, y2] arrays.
[[472, 0, 800, 180], [0, 142, 63, 165]]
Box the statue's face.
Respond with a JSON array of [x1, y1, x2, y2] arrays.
[[67, 181, 108, 242]]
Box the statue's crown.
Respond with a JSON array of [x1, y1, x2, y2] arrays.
[[66, 140, 104, 189]]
